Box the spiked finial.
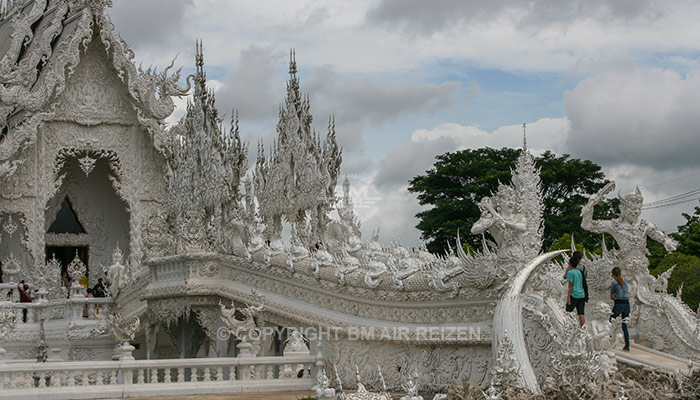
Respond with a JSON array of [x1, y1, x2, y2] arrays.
[[289, 48, 297, 76], [195, 40, 204, 75]]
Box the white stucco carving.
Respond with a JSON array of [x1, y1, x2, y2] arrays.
[[219, 291, 265, 345], [582, 182, 677, 284], [1, 1, 698, 397]]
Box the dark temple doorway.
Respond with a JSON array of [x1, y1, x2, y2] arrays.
[[45, 245, 89, 284]]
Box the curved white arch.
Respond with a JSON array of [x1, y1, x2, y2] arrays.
[[492, 249, 568, 394]]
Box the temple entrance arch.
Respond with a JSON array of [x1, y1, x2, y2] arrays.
[[45, 150, 130, 288]]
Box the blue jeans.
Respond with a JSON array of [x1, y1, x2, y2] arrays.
[[611, 303, 630, 349]]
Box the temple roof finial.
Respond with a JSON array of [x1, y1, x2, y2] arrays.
[[289, 48, 297, 76], [195, 39, 204, 75], [522, 123, 527, 150]]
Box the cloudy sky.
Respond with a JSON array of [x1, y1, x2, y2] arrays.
[[109, 0, 700, 246]]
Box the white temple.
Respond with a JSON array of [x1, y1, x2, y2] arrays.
[[0, 1, 698, 399]]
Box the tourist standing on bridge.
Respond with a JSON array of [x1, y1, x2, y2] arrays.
[[17, 280, 32, 323], [566, 255, 586, 327], [610, 267, 630, 351]]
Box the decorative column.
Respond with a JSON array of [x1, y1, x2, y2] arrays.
[[219, 292, 266, 380], [111, 313, 140, 385], [67, 251, 86, 298], [0, 307, 17, 363], [111, 313, 140, 361]]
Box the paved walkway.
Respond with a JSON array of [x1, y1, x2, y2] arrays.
[[613, 343, 692, 374], [116, 392, 314, 400]]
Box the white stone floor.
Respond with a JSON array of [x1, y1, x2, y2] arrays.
[[116, 391, 411, 399], [612, 344, 691, 374], [112, 392, 315, 400]]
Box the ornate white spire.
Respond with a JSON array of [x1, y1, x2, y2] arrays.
[[253, 51, 342, 245], [166, 42, 248, 253]]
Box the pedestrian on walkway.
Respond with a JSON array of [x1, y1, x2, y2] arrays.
[[17, 280, 32, 323], [610, 267, 630, 351], [566, 255, 586, 327]]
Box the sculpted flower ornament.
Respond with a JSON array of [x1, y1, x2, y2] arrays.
[[67, 250, 86, 282]]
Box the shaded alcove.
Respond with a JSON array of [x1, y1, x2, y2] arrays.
[[44, 156, 130, 285], [47, 197, 86, 234]]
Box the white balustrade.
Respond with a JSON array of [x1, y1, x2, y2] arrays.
[[0, 353, 316, 399], [0, 296, 115, 325]]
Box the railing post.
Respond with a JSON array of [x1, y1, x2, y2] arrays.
[[313, 341, 326, 380], [237, 342, 253, 380], [0, 347, 5, 389], [119, 341, 135, 385], [48, 348, 62, 362]]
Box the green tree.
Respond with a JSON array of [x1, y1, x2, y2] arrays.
[[651, 252, 700, 311], [409, 148, 614, 254], [548, 233, 601, 255], [647, 240, 667, 272], [537, 151, 618, 250], [672, 205, 700, 257], [409, 148, 520, 253]]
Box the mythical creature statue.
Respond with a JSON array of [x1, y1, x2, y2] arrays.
[[388, 247, 423, 290], [312, 369, 336, 399], [650, 265, 675, 294], [461, 143, 544, 292], [456, 233, 498, 289], [363, 256, 388, 288], [325, 177, 363, 254], [110, 313, 140, 345], [284, 329, 310, 354], [400, 370, 424, 400], [287, 227, 311, 271], [581, 182, 676, 285], [136, 58, 191, 121], [334, 250, 360, 285], [427, 250, 463, 297], [588, 302, 623, 352], [219, 292, 265, 344], [471, 184, 527, 267], [311, 243, 335, 277]]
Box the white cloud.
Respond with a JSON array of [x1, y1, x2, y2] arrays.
[[360, 185, 427, 247], [596, 164, 700, 234], [106, 0, 700, 248], [374, 117, 569, 189], [108, 0, 194, 66], [214, 46, 282, 122], [366, 0, 669, 35], [564, 68, 700, 170]]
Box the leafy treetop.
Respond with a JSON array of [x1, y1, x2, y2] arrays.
[[408, 147, 615, 254]]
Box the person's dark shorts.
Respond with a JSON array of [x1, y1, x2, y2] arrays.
[[570, 297, 585, 315], [612, 302, 630, 320]]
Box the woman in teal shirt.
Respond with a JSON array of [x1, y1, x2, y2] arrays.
[[566, 255, 586, 327]]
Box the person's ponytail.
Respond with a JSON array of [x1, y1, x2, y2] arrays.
[[612, 267, 624, 287]]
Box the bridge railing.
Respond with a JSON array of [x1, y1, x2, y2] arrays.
[[0, 297, 115, 324], [0, 353, 317, 398]]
